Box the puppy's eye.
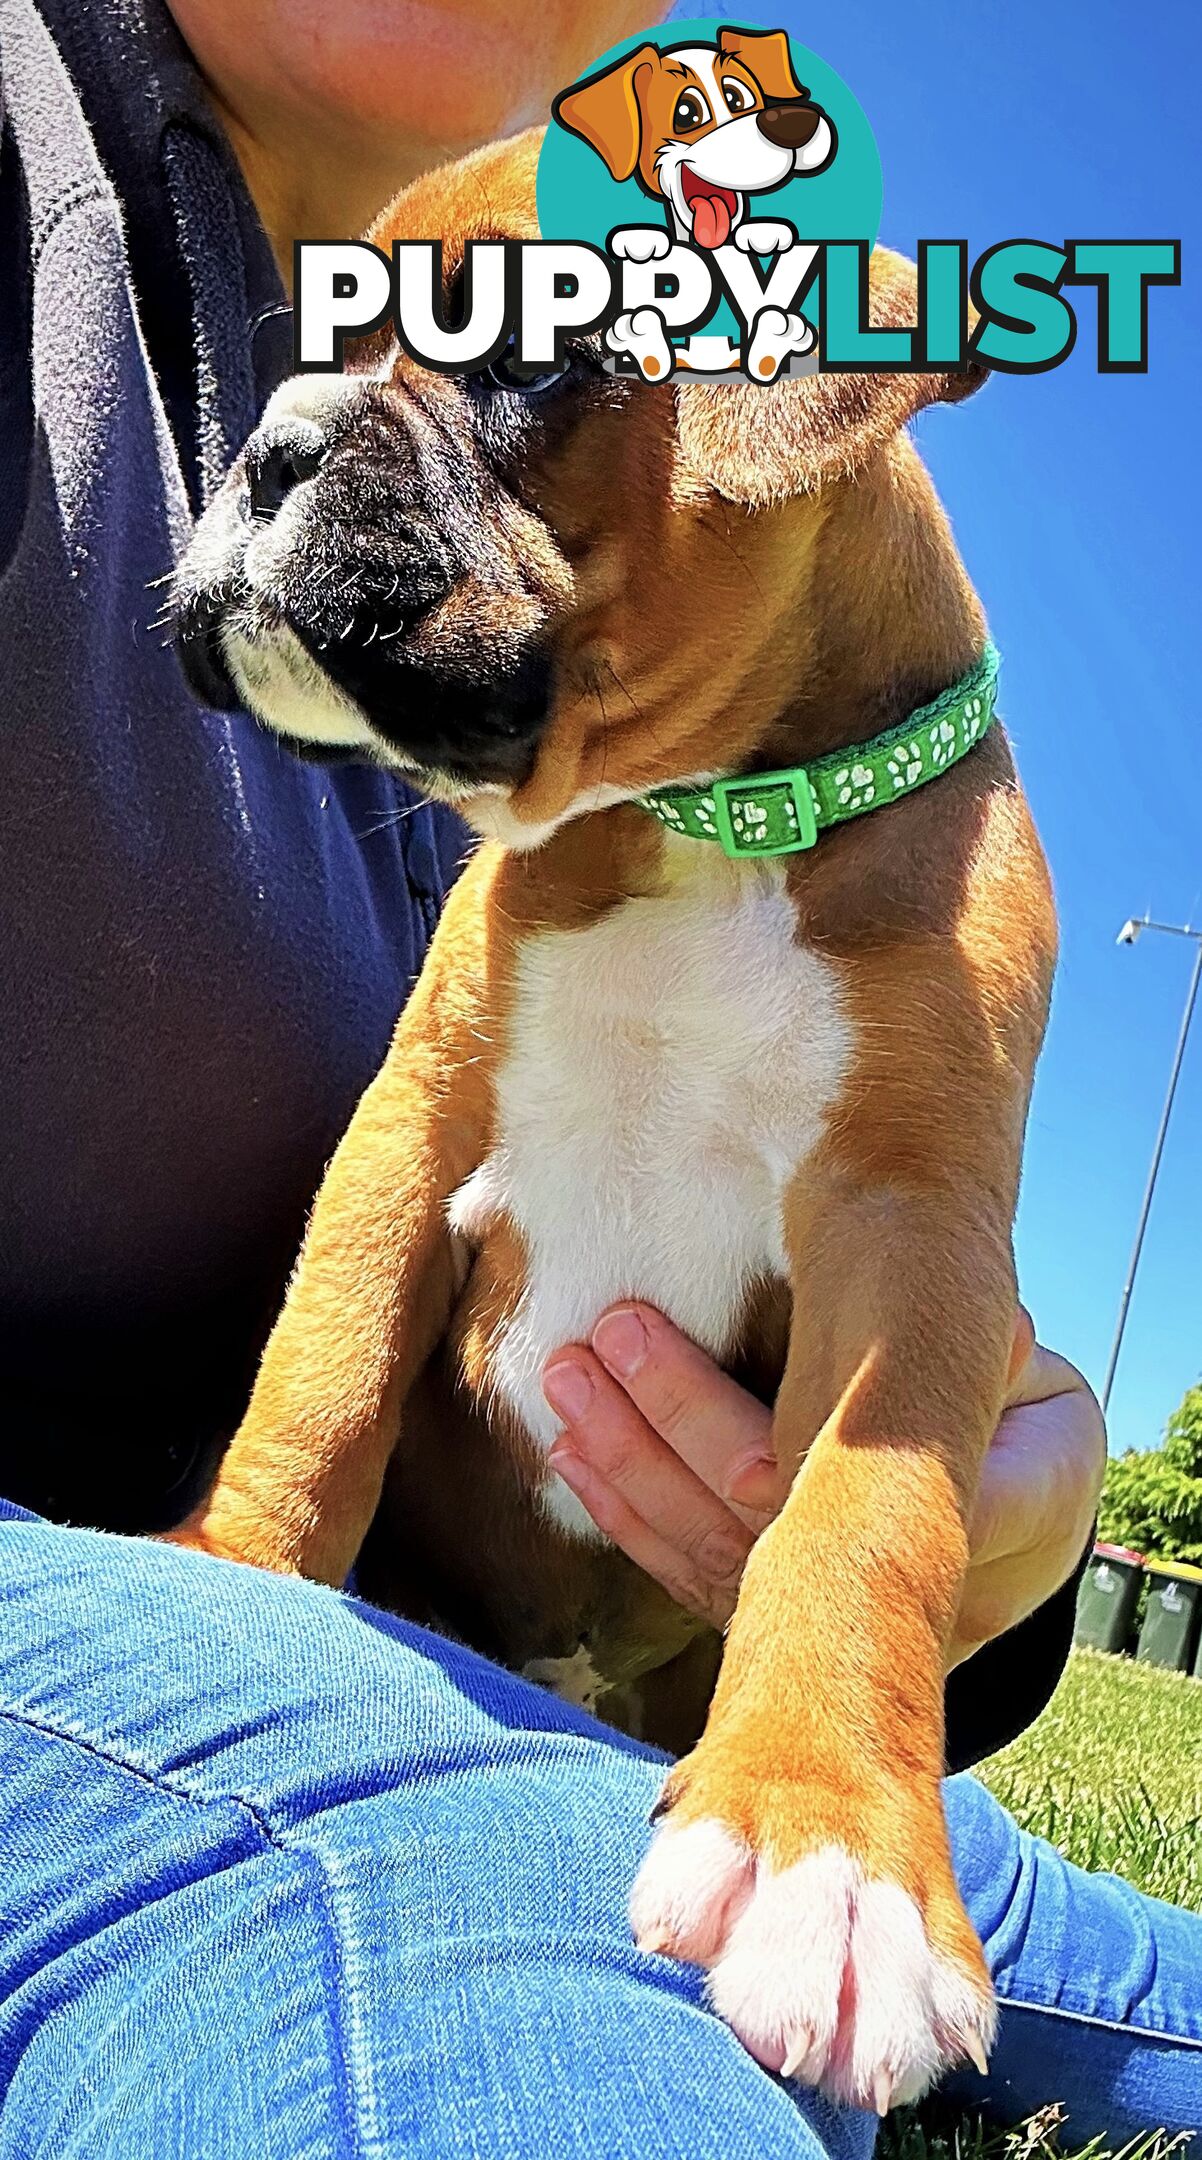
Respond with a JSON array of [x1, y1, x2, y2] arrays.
[[484, 335, 571, 395], [672, 88, 711, 133], [721, 76, 756, 115]]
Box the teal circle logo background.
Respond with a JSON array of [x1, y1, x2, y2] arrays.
[[536, 19, 882, 255]]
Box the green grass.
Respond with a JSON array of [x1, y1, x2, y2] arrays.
[[878, 1650, 1202, 2160], [881, 2105, 1192, 2160], [979, 1651, 1202, 1909]]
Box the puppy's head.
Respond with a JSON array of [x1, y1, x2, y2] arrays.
[[175, 129, 982, 849], [553, 28, 835, 247]]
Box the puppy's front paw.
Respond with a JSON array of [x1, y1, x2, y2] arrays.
[[609, 225, 673, 263], [745, 305, 816, 383], [605, 307, 675, 381], [629, 1763, 994, 2114], [734, 220, 795, 256]]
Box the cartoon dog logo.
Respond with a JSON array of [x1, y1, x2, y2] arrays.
[[553, 26, 836, 379]]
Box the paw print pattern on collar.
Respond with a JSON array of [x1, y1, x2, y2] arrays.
[[642, 643, 1001, 859]]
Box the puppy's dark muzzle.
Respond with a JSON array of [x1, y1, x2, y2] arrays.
[[293, 624, 551, 789], [757, 98, 828, 151], [177, 398, 555, 788], [241, 420, 456, 695]]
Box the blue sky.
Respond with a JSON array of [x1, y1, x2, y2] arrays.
[[667, 0, 1199, 1451]]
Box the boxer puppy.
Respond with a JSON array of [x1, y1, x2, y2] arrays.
[[173, 129, 1056, 2115]]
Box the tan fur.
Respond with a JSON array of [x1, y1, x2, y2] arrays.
[[174, 131, 1056, 2099]]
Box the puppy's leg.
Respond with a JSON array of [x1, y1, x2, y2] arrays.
[[631, 1171, 1013, 2108], [624, 866, 1057, 2115], [175, 861, 496, 1587]]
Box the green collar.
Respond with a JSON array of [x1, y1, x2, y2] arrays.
[[639, 643, 1000, 860]]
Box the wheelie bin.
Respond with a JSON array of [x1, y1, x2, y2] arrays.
[[1074, 1542, 1144, 1655], [1137, 1558, 1202, 1672]]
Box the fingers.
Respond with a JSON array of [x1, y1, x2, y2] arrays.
[[1004, 1334, 1104, 1420], [1006, 1304, 1037, 1391], [589, 1305, 778, 1523], [538, 1306, 789, 1624], [542, 1348, 755, 1627], [541, 1293, 1104, 1665], [1003, 1305, 1104, 1427], [951, 1331, 1106, 1665], [981, 1366, 1105, 1562], [550, 1441, 747, 1629]]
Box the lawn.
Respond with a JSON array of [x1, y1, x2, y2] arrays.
[[879, 1649, 1202, 2160]]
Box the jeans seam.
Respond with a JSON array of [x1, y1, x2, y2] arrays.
[[284, 1844, 372, 2160], [0, 1706, 372, 2158], [0, 1703, 287, 1850], [998, 1989, 1202, 2051]]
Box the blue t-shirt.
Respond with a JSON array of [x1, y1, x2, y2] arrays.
[[0, 0, 467, 1526]]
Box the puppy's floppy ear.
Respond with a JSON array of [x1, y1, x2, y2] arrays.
[[552, 45, 661, 184], [676, 248, 987, 507], [717, 25, 807, 103]]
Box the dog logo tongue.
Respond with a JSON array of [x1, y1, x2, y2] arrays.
[[692, 190, 732, 248], [682, 169, 737, 250]]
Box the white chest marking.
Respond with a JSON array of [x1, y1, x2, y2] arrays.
[[520, 1648, 605, 1713], [448, 850, 852, 1539]]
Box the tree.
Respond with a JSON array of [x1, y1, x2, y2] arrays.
[[1098, 1382, 1202, 1565]]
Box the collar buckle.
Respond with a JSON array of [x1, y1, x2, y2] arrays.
[[712, 770, 819, 859]]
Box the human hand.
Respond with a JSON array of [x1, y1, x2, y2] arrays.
[[947, 1309, 1105, 1665], [541, 1304, 1105, 1660]]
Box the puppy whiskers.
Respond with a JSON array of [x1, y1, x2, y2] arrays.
[[355, 794, 432, 842]]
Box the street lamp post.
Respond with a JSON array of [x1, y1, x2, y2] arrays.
[[1102, 916, 1202, 1412]]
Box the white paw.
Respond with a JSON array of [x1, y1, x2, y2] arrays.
[[630, 1819, 754, 1964], [675, 333, 739, 375], [631, 1828, 995, 2114], [605, 306, 675, 381], [520, 1646, 603, 1713], [744, 305, 816, 384], [610, 225, 672, 264], [734, 220, 795, 256]]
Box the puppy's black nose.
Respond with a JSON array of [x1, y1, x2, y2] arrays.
[[245, 421, 326, 521], [757, 98, 825, 150]]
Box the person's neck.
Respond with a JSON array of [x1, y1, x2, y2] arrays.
[[201, 81, 431, 289]]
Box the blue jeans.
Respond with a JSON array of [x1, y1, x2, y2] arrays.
[[0, 1500, 1197, 2157]]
